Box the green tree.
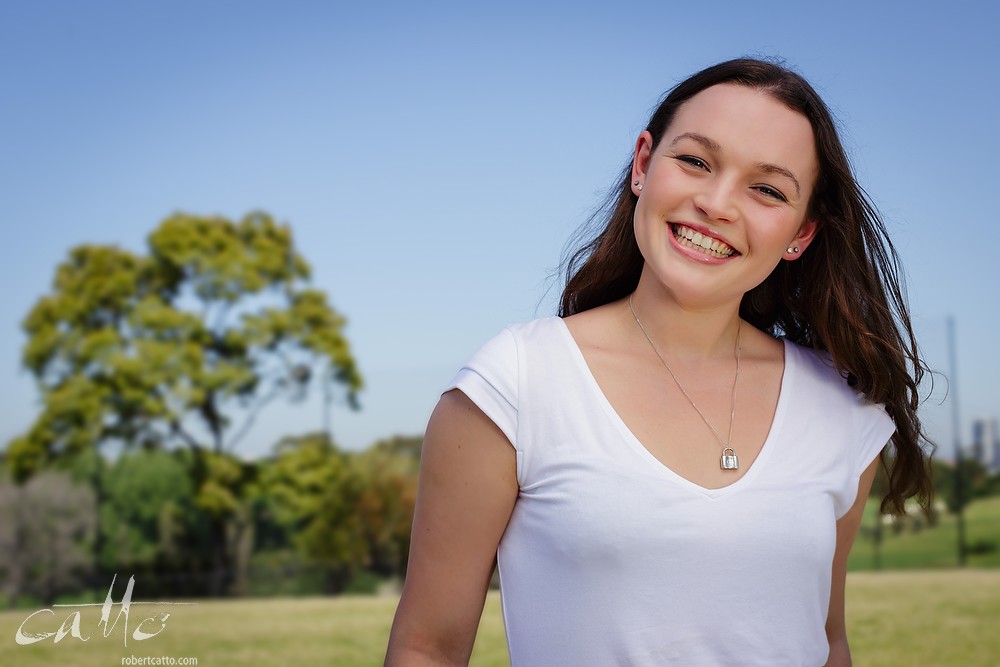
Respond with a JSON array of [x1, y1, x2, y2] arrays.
[[981, 470, 1000, 497], [5, 212, 362, 595], [98, 449, 216, 595], [261, 433, 368, 593], [933, 457, 990, 514], [355, 436, 420, 578]]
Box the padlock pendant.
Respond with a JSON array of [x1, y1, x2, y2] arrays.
[[720, 447, 739, 470]]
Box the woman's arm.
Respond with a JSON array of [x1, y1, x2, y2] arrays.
[[384, 389, 519, 667], [824, 456, 881, 667]]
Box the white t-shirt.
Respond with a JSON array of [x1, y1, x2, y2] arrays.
[[446, 316, 895, 667]]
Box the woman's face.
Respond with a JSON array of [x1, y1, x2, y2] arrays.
[[631, 83, 819, 310]]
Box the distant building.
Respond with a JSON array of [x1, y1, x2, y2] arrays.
[[970, 418, 1000, 473]]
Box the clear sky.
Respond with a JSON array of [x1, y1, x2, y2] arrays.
[[1, 0, 998, 460]]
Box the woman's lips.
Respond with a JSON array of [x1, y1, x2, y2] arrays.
[[670, 223, 739, 259]]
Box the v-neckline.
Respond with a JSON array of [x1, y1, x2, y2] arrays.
[[553, 316, 791, 498]]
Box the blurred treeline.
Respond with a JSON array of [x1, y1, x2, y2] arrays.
[[928, 458, 1000, 513], [874, 456, 1000, 519], [0, 433, 419, 606], [0, 211, 418, 606]]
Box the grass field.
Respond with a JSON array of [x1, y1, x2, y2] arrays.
[[849, 495, 1000, 570], [1, 570, 998, 666]]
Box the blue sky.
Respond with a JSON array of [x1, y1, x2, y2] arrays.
[[1, 1, 998, 459]]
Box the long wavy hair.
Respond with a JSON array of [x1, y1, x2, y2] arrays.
[[560, 58, 933, 514]]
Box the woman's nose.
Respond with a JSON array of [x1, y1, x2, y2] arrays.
[[693, 177, 739, 223]]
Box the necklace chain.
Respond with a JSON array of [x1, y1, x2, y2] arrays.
[[627, 294, 741, 467]]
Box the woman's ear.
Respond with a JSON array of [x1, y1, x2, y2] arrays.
[[631, 131, 654, 197], [784, 219, 819, 260]]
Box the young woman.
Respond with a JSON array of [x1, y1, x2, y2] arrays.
[[385, 58, 933, 667]]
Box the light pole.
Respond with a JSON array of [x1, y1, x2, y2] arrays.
[[947, 316, 967, 566]]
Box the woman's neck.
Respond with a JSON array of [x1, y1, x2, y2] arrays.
[[624, 274, 743, 362]]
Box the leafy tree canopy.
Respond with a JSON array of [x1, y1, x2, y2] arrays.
[[261, 433, 368, 587], [100, 449, 197, 570], [7, 211, 362, 482]]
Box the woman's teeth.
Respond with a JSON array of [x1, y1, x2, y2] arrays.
[[672, 225, 735, 258]]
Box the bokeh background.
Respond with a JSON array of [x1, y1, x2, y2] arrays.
[[1, 1, 998, 665]]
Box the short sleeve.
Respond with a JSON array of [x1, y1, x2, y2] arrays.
[[444, 327, 519, 449], [835, 400, 896, 518], [855, 402, 896, 476]]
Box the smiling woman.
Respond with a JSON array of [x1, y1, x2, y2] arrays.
[[630, 84, 820, 308], [384, 58, 934, 667]]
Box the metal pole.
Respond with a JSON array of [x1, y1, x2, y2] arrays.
[[947, 316, 967, 566], [873, 518, 882, 571]]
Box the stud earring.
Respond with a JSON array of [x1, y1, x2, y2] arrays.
[[633, 180, 643, 191], [787, 246, 800, 254]]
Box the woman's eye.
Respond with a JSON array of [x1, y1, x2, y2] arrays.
[[754, 185, 788, 202], [677, 155, 709, 170]]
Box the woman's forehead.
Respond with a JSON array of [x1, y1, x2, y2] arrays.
[[664, 84, 818, 182]]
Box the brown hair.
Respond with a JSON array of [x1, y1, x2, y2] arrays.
[[560, 58, 933, 514]]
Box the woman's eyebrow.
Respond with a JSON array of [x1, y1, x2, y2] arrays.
[[669, 131, 801, 198], [756, 163, 801, 198], [669, 132, 721, 153]]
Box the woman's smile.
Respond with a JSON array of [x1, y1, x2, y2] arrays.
[[669, 222, 738, 260]]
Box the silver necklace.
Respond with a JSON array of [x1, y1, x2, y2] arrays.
[[628, 294, 742, 470]]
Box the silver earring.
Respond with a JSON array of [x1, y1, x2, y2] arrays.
[[633, 180, 643, 191], [787, 246, 800, 254]]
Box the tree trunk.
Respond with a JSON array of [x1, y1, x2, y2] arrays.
[[209, 517, 232, 596], [323, 565, 349, 595], [91, 448, 107, 594], [5, 486, 27, 609]]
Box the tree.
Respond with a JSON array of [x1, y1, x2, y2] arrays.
[[97, 449, 217, 595], [261, 433, 368, 593], [355, 436, 420, 578], [101, 450, 195, 570], [259, 434, 420, 590], [933, 457, 990, 514], [5, 212, 362, 595], [0, 471, 96, 606]]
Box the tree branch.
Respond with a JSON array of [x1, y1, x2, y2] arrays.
[[224, 384, 284, 452], [170, 419, 201, 451]]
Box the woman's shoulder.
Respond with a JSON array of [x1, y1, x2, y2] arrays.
[[503, 315, 565, 338], [560, 299, 629, 351], [463, 316, 566, 366], [782, 338, 876, 405], [784, 338, 840, 381]]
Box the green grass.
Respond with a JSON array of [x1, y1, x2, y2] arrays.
[[0, 591, 508, 667], [846, 571, 1000, 666], [1, 571, 998, 666], [849, 495, 1000, 570]]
